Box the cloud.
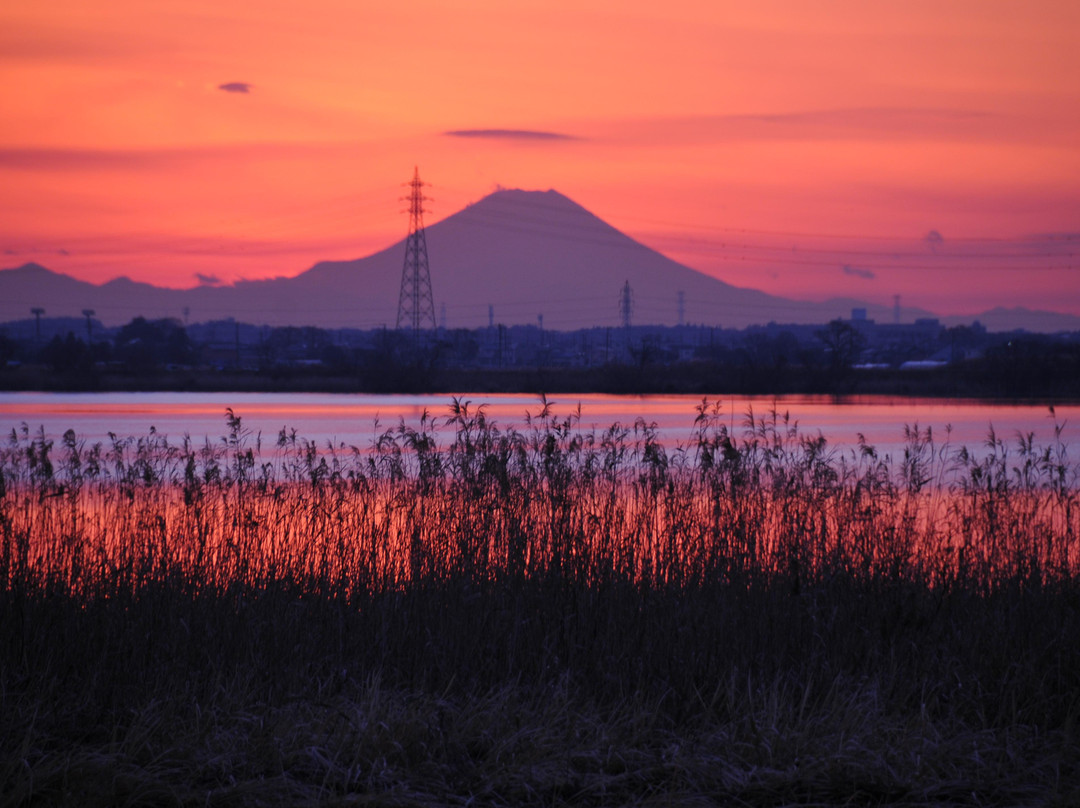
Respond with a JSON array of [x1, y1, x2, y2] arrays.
[[0, 24, 176, 67], [744, 108, 992, 139], [195, 272, 222, 286], [218, 82, 253, 94], [604, 108, 1021, 148], [1036, 232, 1080, 240], [0, 143, 352, 172], [443, 129, 577, 141], [0, 148, 161, 171], [842, 264, 876, 280]]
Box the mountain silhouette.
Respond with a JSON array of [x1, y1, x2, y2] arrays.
[[282, 188, 932, 330], [1, 189, 1074, 331]]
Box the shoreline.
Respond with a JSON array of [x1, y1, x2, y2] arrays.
[[3, 361, 1079, 401]]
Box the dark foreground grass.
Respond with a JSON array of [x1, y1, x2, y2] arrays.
[[2, 399, 1080, 805], [5, 579, 1080, 806], [4, 671, 1075, 807]]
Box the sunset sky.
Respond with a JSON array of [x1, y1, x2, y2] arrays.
[[2, 0, 1078, 318]]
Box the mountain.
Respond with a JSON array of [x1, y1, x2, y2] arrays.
[[283, 189, 936, 331], [0, 262, 197, 327], [1, 189, 1076, 332]]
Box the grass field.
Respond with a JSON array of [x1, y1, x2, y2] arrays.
[[2, 399, 1079, 805]]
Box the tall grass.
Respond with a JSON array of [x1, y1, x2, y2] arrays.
[[5, 399, 1076, 593], [2, 397, 1079, 805]]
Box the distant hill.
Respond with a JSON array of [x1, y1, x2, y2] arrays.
[[2, 189, 1077, 332]]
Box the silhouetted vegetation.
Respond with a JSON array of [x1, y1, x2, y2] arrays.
[[2, 402, 1079, 804], [2, 315, 1079, 396], [975, 336, 1080, 398], [114, 316, 192, 372]]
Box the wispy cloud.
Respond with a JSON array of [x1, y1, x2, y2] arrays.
[[218, 82, 253, 94], [195, 272, 221, 286], [1027, 232, 1080, 241], [737, 108, 992, 139], [0, 148, 165, 171], [0, 22, 175, 66], [603, 107, 1069, 147], [0, 143, 357, 172], [842, 264, 876, 280], [444, 129, 578, 141]]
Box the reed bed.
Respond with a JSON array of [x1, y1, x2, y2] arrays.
[[2, 398, 1079, 806]]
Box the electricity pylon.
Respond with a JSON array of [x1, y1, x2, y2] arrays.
[[619, 280, 634, 330], [396, 167, 436, 338], [619, 280, 634, 357], [82, 309, 95, 343], [30, 307, 44, 347]]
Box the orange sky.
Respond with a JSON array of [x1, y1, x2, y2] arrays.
[[2, 0, 1078, 318]]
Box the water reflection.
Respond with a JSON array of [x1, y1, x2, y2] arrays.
[[0, 391, 1074, 460]]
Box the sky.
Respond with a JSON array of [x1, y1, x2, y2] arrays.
[[2, 0, 1079, 318]]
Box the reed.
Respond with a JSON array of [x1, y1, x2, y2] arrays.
[[2, 398, 1079, 805]]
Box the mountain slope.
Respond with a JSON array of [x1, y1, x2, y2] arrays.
[[264, 189, 928, 330]]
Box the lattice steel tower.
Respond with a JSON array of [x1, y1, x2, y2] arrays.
[[396, 167, 436, 336], [618, 280, 634, 356], [619, 280, 634, 330]]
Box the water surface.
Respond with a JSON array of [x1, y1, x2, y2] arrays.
[[1, 392, 1072, 461]]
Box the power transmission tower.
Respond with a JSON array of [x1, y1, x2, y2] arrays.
[[619, 280, 634, 329], [82, 309, 95, 343], [618, 280, 634, 358], [30, 307, 44, 348], [396, 167, 436, 338], [617, 278, 630, 324]]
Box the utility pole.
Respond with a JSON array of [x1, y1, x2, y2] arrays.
[[82, 309, 95, 344], [396, 167, 436, 339], [30, 307, 44, 348]]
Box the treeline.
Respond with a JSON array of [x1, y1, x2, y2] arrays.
[[1, 315, 1078, 398]]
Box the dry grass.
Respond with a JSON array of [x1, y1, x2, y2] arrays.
[[2, 397, 1079, 805], [3, 676, 1076, 807]]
